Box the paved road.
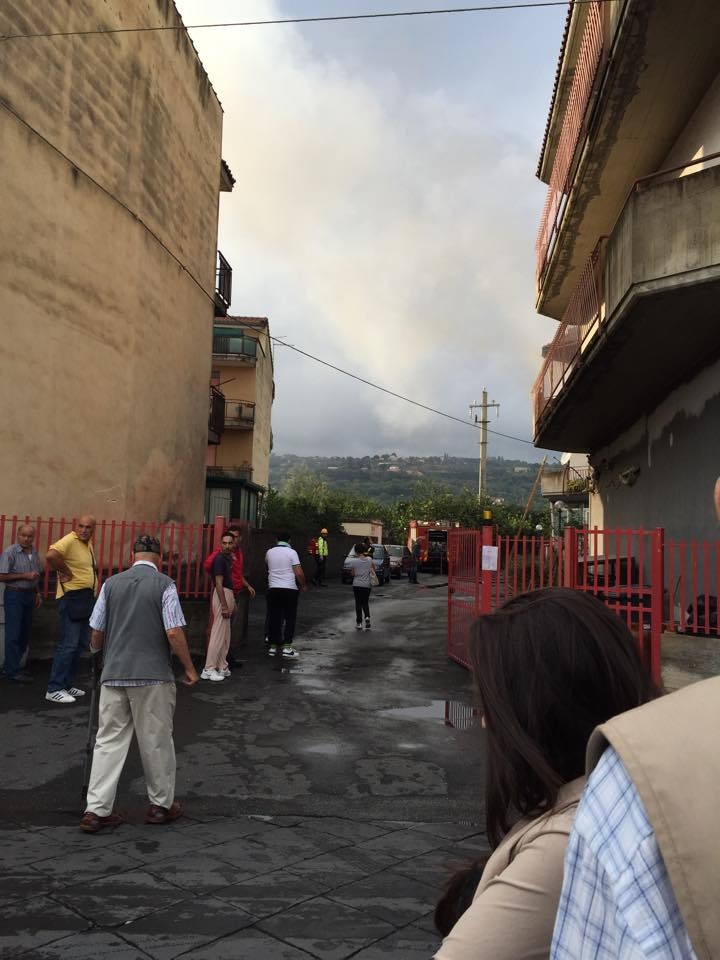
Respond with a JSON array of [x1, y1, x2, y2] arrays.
[[0, 576, 489, 959]]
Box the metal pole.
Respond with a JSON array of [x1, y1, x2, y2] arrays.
[[469, 391, 500, 502]]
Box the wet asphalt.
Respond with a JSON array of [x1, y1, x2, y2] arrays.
[[0, 575, 489, 959]]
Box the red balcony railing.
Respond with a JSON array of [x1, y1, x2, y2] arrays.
[[536, 1, 604, 283], [533, 242, 603, 434]]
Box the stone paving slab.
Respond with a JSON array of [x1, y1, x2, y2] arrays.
[[119, 895, 257, 960], [387, 843, 490, 887], [18, 930, 150, 959], [352, 922, 442, 958], [0, 894, 89, 957], [106, 829, 208, 864], [144, 851, 259, 892], [0, 871, 57, 905], [0, 829, 78, 868], [181, 928, 316, 959], [199, 835, 308, 876], [352, 827, 448, 860], [213, 869, 327, 919], [325, 871, 440, 926], [255, 896, 398, 960], [29, 846, 146, 885], [250, 823, 352, 860], [52, 869, 190, 927], [295, 817, 392, 843], [287, 843, 401, 889]]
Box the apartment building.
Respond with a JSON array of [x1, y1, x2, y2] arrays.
[[206, 317, 274, 525], [0, 0, 228, 522], [532, 0, 720, 540]]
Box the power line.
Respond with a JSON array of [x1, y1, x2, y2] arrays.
[[0, 2, 614, 42], [267, 335, 537, 446]]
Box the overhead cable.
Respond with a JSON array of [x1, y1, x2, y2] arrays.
[[268, 336, 537, 446], [1, 1, 616, 42]]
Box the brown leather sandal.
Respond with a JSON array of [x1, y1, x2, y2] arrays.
[[144, 800, 184, 825], [79, 811, 126, 834]]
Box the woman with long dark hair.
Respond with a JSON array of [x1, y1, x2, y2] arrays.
[[434, 587, 659, 960]]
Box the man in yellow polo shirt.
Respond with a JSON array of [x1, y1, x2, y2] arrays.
[[45, 515, 97, 704]]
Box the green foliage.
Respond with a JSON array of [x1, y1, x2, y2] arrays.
[[264, 466, 550, 541], [270, 453, 546, 508]]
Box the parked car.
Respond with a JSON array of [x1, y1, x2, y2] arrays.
[[386, 544, 412, 578], [341, 544, 391, 585]]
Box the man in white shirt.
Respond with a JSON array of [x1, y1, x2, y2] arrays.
[[265, 534, 306, 659]]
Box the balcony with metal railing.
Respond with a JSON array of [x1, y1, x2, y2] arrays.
[[541, 464, 595, 504], [534, 2, 720, 321], [536, 0, 604, 288], [206, 463, 254, 482], [212, 326, 258, 364], [533, 159, 720, 452], [224, 399, 255, 430]]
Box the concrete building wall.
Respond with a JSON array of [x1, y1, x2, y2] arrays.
[[662, 71, 720, 171], [591, 354, 720, 542], [0, 0, 223, 521]]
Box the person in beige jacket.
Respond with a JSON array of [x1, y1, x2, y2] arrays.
[[434, 588, 658, 960], [551, 675, 720, 959]]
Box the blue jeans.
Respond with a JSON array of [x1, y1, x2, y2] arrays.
[[2, 589, 35, 677], [47, 596, 90, 692]]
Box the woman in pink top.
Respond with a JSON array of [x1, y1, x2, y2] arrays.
[[434, 588, 658, 960]]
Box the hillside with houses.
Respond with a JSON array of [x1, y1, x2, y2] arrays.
[[270, 453, 545, 507]]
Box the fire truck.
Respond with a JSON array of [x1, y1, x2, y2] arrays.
[[408, 520, 456, 574]]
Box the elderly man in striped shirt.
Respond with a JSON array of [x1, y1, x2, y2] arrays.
[[80, 534, 199, 834]]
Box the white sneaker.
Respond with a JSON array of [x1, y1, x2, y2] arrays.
[[67, 687, 86, 697], [46, 689, 76, 703], [220, 667, 231, 678], [268, 646, 278, 656], [200, 668, 225, 682], [355, 623, 363, 630], [281, 647, 299, 659]]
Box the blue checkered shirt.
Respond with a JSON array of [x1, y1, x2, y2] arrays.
[[551, 747, 697, 960]]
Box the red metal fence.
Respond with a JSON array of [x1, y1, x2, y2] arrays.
[[0, 515, 226, 599], [447, 526, 705, 686], [666, 539, 720, 636]]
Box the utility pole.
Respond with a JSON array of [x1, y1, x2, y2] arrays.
[[469, 390, 500, 501]]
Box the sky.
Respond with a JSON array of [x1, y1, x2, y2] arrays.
[[175, 0, 567, 461]]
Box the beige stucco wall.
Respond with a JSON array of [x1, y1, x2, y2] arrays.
[[251, 326, 274, 491], [0, 0, 223, 521]]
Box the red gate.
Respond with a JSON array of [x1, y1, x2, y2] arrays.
[[448, 526, 663, 686]]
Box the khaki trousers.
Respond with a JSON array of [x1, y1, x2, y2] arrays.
[[85, 682, 177, 817], [206, 588, 235, 670]]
